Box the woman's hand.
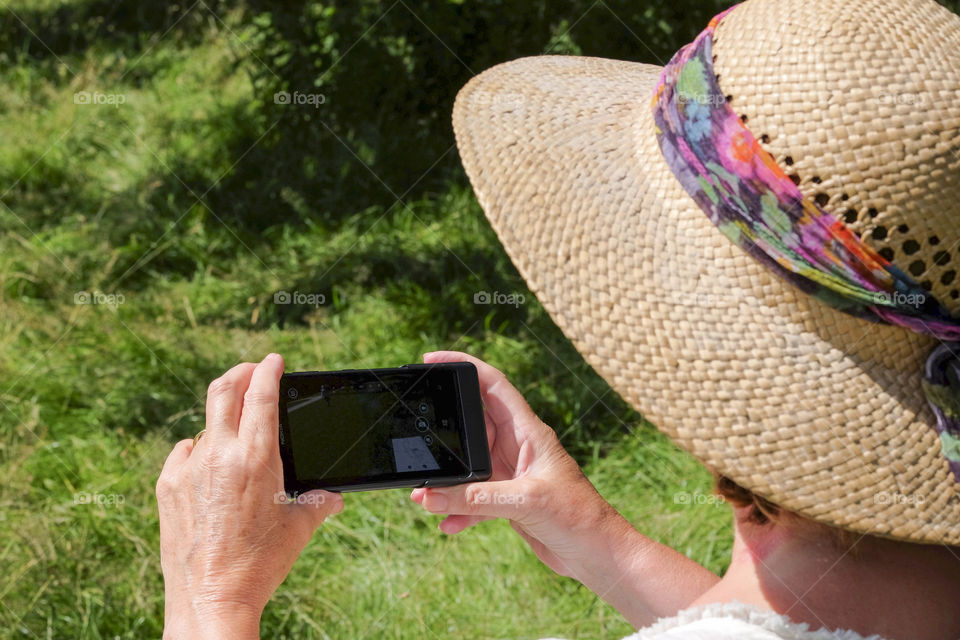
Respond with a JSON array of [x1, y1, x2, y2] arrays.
[[411, 351, 720, 627], [156, 354, 344, 640], [410, 351, 625, 579]]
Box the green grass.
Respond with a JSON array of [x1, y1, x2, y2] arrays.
[[0, 3, 733, 638]]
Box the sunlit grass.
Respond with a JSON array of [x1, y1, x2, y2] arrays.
[[0, 3, 733, 638]]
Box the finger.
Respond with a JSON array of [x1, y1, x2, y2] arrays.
[[157, 439, 194, 494], [205, 362, 258, 440], [422, 351, 545, 439], [412, 484, 492, 531], [420, 479, 533, 520], [238, 353, 284, 447], [438, 514, 495, 535], [424, 351, 500, 455], [290, 490, 345, 529], [161, 438, 194, 474]]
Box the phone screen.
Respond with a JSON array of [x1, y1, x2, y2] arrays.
[[280, 368, 470, 487]]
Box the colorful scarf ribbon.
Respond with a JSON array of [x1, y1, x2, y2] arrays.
[[651, 4, 960, 481]]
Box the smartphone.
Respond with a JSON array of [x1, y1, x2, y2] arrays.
[[278, 362, 491, 494]]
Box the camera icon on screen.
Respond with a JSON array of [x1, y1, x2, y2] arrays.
[[474, 291, 491, 304], [274, 291, 292, 304]]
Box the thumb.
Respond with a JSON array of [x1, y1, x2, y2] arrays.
[[423, 350, 543, 435], [421, 479, 535, 520], [291, 490, 344, 528]]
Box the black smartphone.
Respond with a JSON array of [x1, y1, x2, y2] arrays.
[[278, 362, 491, 494]]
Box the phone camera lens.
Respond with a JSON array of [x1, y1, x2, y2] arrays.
[[424, 435, 434, 445], [415, 417, 429, 432], [417, 402, 429, 414], [287, 388, 299, 399]]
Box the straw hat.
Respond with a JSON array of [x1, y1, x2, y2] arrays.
[[452, 0, 960, 544]]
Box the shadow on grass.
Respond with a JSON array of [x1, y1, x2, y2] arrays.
[[269, 239, 641, 458], [3, 0, 741, 243], [0, 0, 225, 67]]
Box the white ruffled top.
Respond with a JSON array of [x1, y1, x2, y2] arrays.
[[543, 601, 887, 640]]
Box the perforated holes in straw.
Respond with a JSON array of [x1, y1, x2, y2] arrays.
[[651, 4, 960, 480]]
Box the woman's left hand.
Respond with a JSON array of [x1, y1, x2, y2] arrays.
[[156, 353, 344, 640]]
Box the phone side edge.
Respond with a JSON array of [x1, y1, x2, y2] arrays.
[[278, 373, 307, 497], [455, 362, 492, 482]]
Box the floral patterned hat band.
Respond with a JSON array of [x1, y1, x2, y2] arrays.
[[650, 4, 960, 480]]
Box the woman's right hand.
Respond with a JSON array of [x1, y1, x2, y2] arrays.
[[411, 351, 720, 628], [410, 350, 627, 579]]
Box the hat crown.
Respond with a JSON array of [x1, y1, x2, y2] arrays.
[[713, 0, 960, 312]]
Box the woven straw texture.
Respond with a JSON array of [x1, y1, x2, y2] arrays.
[[452, 0, 960, 544]]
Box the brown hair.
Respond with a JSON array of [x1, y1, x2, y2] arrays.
[[714, 474, 861, 551]]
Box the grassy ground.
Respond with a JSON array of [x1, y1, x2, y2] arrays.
[[0, 3, 732, 638]]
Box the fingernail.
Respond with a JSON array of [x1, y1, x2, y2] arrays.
[[320, 492, 343, 513], [265, 353, 281, 362], [422, 352, 436, 361], [425, 491, 448, 512]]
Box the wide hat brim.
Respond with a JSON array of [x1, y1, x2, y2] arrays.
[[453, 54, 960, 544]]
